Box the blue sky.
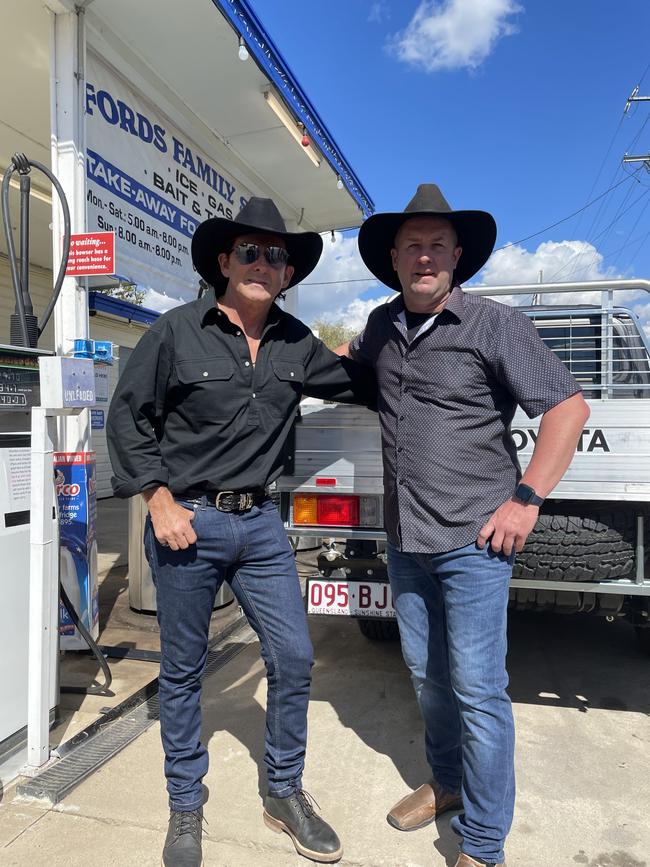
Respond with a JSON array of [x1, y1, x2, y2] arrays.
[[248, 0, 650, 333]]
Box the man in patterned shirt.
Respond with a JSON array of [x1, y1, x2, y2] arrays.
[[338, 184, 590, 867]]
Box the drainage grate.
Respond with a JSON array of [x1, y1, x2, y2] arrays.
[[16, 616, 257, 805]]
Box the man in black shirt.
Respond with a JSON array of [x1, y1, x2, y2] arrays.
[[107, 197, 375, 866], [339, 185, 590, 867]]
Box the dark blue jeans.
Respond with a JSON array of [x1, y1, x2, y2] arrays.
[[144, 498, 313, 812], [387, 541, 515, 865]]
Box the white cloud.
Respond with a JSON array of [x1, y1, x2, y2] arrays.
[[479, 238, 618, 284], [319, 294, 393, 331], [389, 0, 521, 73], [368, 1, 390, 23], [295, 231, 386, 327], [471, 240, 650, 342]]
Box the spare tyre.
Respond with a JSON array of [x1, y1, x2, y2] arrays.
[[357, 618, 400, 641], [513, 505, 642, 582]]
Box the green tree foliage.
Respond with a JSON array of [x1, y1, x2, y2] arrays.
[[311, 318, 359, 350], [98, 283, 147, 306]]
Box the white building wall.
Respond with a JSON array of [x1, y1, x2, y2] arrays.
[[0, 258, 56, 349]]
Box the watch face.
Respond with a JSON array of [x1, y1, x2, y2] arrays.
[[517, 483, 534, 503]]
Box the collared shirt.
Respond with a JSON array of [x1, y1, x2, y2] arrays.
[[350, 287, 581, 554], [107, 287, 376, 498]]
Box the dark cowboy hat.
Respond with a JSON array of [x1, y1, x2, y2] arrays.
[[191, 197, 323, 291], [358, 184, 497, 291]]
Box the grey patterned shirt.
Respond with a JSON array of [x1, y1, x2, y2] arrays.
[[350, 288, 581, 553]]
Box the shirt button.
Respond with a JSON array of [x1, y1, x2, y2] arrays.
[[397, 446, 403, 453], [244, 361, 250, 367], [202, 371, 208, 377], [399, 478, 405, 485], [290, 371, 295, 377], [399, 414, 405, 421], [252, 393, 256, 398], [236, 330, 241, 336]]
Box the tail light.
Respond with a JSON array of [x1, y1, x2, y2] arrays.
[[292, 494, 380, 527]]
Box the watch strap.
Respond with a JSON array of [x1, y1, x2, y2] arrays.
[[515, 483, 544, 507]]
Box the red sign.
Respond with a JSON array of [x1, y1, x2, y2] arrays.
[[65, 232, 115, 277]]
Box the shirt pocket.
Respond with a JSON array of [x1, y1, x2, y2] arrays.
[[174, 356, 236, 421], [266, 359, 305, 417]]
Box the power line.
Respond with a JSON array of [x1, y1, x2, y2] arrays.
[[573, 63, 650, 237], [572, 114, 626, 239], [548, 185, 650, 281], [481, 171, 641, 252], [549, 228, 650, 284]]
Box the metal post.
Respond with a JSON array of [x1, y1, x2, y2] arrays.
[[26, 407, 57, 769], [600, 289, 614, 399], [49, 6, 91, 450], [637, 514, 646, 585]]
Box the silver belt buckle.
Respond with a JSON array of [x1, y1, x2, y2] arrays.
[[239, 493, 253, 510], [215, 491, 234, 511]]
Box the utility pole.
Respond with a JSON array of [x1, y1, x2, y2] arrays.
[[531, 269, 543, 306], [623, 86, 650, 171]]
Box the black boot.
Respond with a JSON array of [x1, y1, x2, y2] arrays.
[[162, 807, 204, 867], [263, 790, 342, 863]]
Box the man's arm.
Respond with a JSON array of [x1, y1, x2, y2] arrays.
[[302, 336, 376, 408], [106, 323, 196, 551], [477, 392, 590, 556]]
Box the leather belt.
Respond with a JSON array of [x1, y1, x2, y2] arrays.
[[179, 490, 268, 512]]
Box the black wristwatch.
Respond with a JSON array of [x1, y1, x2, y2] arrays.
[[514, 483, 544, 507]]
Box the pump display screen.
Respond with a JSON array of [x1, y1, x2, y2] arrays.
[[0, 347, 43, 410]]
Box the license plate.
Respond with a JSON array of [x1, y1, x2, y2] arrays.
[[306, 578, 395, 618]]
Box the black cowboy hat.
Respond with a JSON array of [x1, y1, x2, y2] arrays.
[[358, 184, 497, 291], [191, 197, 323, 291]]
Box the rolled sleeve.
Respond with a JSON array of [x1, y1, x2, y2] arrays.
[[107, 322, 173, 498], [494, 310, 582, 418], [349, 321, 376, 367]]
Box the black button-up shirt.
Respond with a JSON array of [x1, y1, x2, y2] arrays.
[[107, 287, 376, 498], [350, 288, 581, 553]]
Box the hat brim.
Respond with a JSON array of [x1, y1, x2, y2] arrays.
[[191, 217, 323, 291], [358, 209, 497, 291]]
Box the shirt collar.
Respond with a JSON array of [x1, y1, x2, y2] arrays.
[[198, 284, 219, 324], [445, 285, 465, 321], [199, 284, 284, 332], [387, 285, 465, 325]]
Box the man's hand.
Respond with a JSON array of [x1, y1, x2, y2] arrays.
[[477, 498, 539, 557], [143, 486, 197, 551]]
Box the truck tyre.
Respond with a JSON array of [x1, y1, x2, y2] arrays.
[[513, 507, 639, 582], [357, 618, 400, 642], [635, 627, 650, 656]]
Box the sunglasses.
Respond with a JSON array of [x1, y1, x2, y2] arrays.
[[231, 242, 289, 268]]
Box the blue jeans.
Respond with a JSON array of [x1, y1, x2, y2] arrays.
[[387, 541, 515, 864], [144, 498, 313, 812]]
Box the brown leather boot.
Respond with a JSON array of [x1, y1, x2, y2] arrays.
[[386, 779, 462, 831], [455, 854, 505, 867]]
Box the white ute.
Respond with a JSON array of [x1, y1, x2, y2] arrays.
[[276, 280, 650, 650]]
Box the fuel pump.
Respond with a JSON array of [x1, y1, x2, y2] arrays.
[[0, 154, 110, 773]]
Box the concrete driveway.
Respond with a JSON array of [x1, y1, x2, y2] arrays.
[[1, 610, 649, 866]]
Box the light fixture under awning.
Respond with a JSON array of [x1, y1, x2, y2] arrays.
[[263, 89, 321, 168]]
